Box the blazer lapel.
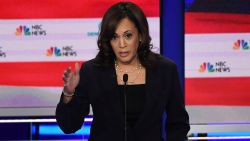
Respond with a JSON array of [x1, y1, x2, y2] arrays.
[[135, 67, 160, 129], [102, 64, 124, 128]]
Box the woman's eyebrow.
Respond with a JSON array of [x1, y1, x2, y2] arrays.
[[123, 30, 132, 34], [114, 30, 132, 36]]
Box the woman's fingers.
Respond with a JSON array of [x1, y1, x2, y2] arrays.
[[63, 67, 72, 86], [75, 63, 80, 75], [64, 67, 71, 76], [62, 64, 80, 89]]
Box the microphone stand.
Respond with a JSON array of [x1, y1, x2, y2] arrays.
[[123, 74, 128, 141]]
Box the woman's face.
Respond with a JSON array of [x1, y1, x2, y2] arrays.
[[110, 18, 141, 65]]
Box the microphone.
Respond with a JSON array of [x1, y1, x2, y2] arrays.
[[123, 74, 128, 141], [123, 74, 128, 84]]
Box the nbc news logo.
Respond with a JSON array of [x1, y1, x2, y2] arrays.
[[15, 25, 46, 36], [46, 46, 77, 57], [199, 61, 230, 73]]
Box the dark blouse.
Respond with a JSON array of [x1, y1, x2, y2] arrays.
[[118, 84, 146, 128]]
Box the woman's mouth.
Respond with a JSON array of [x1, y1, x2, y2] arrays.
[[119, 51, 129, 57]]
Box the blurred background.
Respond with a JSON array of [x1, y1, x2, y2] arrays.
[[0, 0, 250, 140]]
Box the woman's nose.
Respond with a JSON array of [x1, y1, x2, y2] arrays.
[[119, 38, 126, 48]]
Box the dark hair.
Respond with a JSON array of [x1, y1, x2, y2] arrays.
[[94, 2, 160, 68]]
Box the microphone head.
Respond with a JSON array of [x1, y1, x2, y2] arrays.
[[123, 74, 128, 83]]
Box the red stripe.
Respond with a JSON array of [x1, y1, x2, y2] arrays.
[[0, 62, 85, 87], [185, 77, 250, 106], [0, 0, 159, 19], [185, 12, 250, 33]]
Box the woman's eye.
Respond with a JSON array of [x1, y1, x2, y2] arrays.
[[111, 35, 118, 40], [124, 33, 132, 39]]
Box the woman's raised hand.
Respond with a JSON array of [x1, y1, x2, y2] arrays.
[[62, 63, 80, 94]]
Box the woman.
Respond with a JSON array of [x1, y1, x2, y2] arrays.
[[56, 2, 190, 141]]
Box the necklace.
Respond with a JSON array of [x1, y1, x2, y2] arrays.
[[115, 60, 143, 84], [115, 60, 142, 73]]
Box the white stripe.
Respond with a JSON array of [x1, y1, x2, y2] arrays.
[[0, 118, 93, 123], [189, 136, 250, 140], [185, 33, 250, 52], [0, 18, 101, 35], [185, 57, 250, 78], [187, 106, 250, 126], [0, 18, 159, 36], [0, 86, 93, 117], [0, 39, 98, 62]]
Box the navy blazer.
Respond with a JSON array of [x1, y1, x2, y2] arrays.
[[56, 57, 190, 141]]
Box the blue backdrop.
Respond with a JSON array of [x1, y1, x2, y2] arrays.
[[162, 0, 184, 90]]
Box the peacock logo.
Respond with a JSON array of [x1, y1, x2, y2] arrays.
[[46, 47, 61, 57], [233, 39, 249, 50], [198, 62, 215, 73], [198, 61, 230, 73], [15, 25, 31, 36]]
